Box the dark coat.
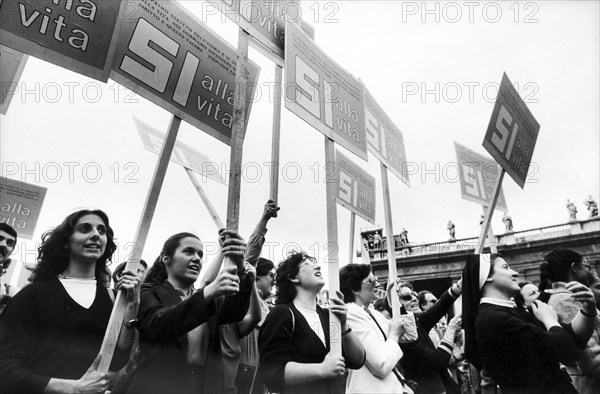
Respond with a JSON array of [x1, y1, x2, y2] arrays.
[[475, 303, 581, 394], [400, 289, 460, 394], [258, 303, 363, 394], [128, 278, 251, 394]]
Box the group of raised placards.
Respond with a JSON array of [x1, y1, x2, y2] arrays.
[[1, 0, 540, 242]]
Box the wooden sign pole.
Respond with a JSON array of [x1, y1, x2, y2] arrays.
[[97, 115, 181, 372], [477, 169, 505, 254], [380, 163, 401, 317], [324, 136, 342, 356], [269, 65, 283, 202], [482, 206, 498, 254], [348, 212, 356, 265], [224, 27, 250, 270], [185, 168, 225, 230]]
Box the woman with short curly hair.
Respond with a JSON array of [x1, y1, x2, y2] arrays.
[[258, 251, 365, 394]]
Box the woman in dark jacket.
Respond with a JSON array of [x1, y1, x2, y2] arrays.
[[258, 251, 365, 394], [394, 282, 462, 394], [127, 230, 252, 394]]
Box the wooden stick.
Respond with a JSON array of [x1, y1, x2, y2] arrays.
[[348, 212, 356, 265], [223, 27, 250, 271], [225, 27, 250, 234], [380, 163, 401, 317], [324, 136, 341, 356], [185, 168, 224, 230], [482, 206, 498, 254], [269, 65, 283, 202], [477, 169, 505, 254], [97, 115, 181, 372]]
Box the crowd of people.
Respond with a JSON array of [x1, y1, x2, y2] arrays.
[[0, 204, 599, 394]]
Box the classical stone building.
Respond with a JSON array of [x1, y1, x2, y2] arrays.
[[364, 217, 600, 297]]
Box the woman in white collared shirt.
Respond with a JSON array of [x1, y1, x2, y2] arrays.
[[339, 264, 413, 394]]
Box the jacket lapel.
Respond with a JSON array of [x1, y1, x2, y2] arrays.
[[155, 281, 189, 349]]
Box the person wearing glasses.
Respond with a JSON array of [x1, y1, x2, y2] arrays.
[[417, 290, 443, 347], [538, 248, 600, 394], [394, 282, 462, 394], [339, 264, 413, 394], [258, 251, 365, 394]]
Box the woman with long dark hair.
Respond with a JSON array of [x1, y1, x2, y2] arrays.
[[0, 209, 139, 394], [127, 230, 252, 394], [258, 251, 365, 394]]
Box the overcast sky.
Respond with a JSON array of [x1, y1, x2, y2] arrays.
[[2, 0, 598, 287]]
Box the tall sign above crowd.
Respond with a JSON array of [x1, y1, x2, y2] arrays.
[[364, 87, 410, 186], [334, 149, 376, 224], [0, 177, 47, 240], [284, 21, 367, 161], [134, 117, 227, 185], [111, 0, 260, 146], [483, 73, 540, 189], [0, 0, 123, 81], [208, 0, 301, 59], [455, 141, 508, 211], [0, 45, 28, 115], [476, 72, 540, 253]]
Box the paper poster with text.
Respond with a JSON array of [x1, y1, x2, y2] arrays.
[[455, 141, 508, 212], [482, 73, 540, 189], [0, 177, 47, 240], [134, 117, 227, 185], [1, 45, 28, 115], [284, 21, 367, 161], [364, 87, 410, 186], [111, 0, 260, 146], [334, 150, 376, 223], [0, 0, 124, 81], [208, 0, 302, 59]]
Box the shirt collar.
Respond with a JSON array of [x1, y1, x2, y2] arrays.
[[480, 297, 516, 308]]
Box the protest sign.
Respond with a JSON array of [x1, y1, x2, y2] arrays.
[[0, 177, 47, 240], [285, 21, 367, 160], [1, 45, 28, 115], [483, 73, 540, 189], [208, 0, 302, 59], [454, 141, 508, 211], [111, 0, 260, 146], [134, 117, 226, 184], [364, 87, 410, 186], [0, 0, 123, 81], [334, 149, 376, 223]]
